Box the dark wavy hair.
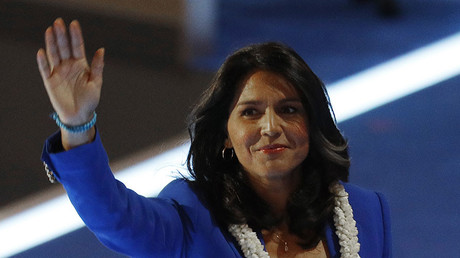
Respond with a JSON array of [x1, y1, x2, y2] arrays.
[[186, 42, 350, 249]]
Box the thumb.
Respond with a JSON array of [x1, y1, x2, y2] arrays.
[[89, 48, 105, 84]]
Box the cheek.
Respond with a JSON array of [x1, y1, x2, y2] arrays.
[[227, 124, 259, 157], [233, 127, 258, 152], [287, 120, 310, 147], [227, 116, 256, 148]]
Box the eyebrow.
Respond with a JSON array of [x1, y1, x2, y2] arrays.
[[236, 98, 302, 106]]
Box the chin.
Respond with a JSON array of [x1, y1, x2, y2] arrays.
[[262, 167, 298, 179]]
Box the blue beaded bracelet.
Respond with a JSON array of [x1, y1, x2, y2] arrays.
[[51, 112, 97, 133]]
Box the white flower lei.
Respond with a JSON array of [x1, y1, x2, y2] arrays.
[[228, 182, 360, 258]]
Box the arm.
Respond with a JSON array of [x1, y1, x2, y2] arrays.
[[38, 19, 185, 256], [43, 130, 186, 257]]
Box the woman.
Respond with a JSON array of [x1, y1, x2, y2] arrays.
[[38, 18, 391, 257]]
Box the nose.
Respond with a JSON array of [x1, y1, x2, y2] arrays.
[[260, 109, 282, 137]]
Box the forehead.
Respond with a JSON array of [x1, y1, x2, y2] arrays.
[[234, 70, 300, 102]]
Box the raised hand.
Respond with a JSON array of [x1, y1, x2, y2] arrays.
[[37, 18, 105, 149], [37, 18, 104, 126]]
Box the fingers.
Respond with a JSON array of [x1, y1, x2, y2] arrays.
[[45, 26, 60, 69], [90, 48, 105, 84], [40, 18, 100, 83], [37, 48, 51, 79], [44, 18, 79, 69], [69, 20, 86, 60], [53, 18, 72, 60]]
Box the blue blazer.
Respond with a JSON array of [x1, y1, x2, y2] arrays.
[[42, 131, 392, 257]]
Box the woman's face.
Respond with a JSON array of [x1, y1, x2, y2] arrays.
[[225, 70, 310, 183]]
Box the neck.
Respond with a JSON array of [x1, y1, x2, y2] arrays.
[[228, 182, 360, 258], [247, 168, 301, 216]]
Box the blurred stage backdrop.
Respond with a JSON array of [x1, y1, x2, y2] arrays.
[[0, 0, 459, 257]]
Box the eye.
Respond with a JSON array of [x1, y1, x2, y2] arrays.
[[281, 106, 298, 114], [241, 108, 258, 116]]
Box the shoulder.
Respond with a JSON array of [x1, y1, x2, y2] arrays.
[[341, 182, 392, 257], [158, 179, 198, 202], [343, 183, 388, 207], [342, 183, 390, 220], [157, 179, 209, 217], [157, 179, 237, 256]]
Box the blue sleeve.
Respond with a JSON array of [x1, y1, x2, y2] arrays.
[[41, 131, 186, 257]]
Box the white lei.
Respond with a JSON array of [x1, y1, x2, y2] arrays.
[[228, 182, 360, 258]]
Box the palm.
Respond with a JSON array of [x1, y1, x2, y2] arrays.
[[37, 18, 104, 126], [47, 59, 99, 119]]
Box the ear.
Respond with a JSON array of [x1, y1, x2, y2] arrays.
[[224, 138, 233, 148]]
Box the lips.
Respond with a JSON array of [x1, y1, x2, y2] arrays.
[[259, 144, 288, 154]]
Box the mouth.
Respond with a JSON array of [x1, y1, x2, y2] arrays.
[[259, 144, 288, 154]]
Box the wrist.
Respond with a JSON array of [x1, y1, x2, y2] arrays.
[[50, 111, 98, 150], [52, 111, 97, 133], [61, 126, 96, 150]]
